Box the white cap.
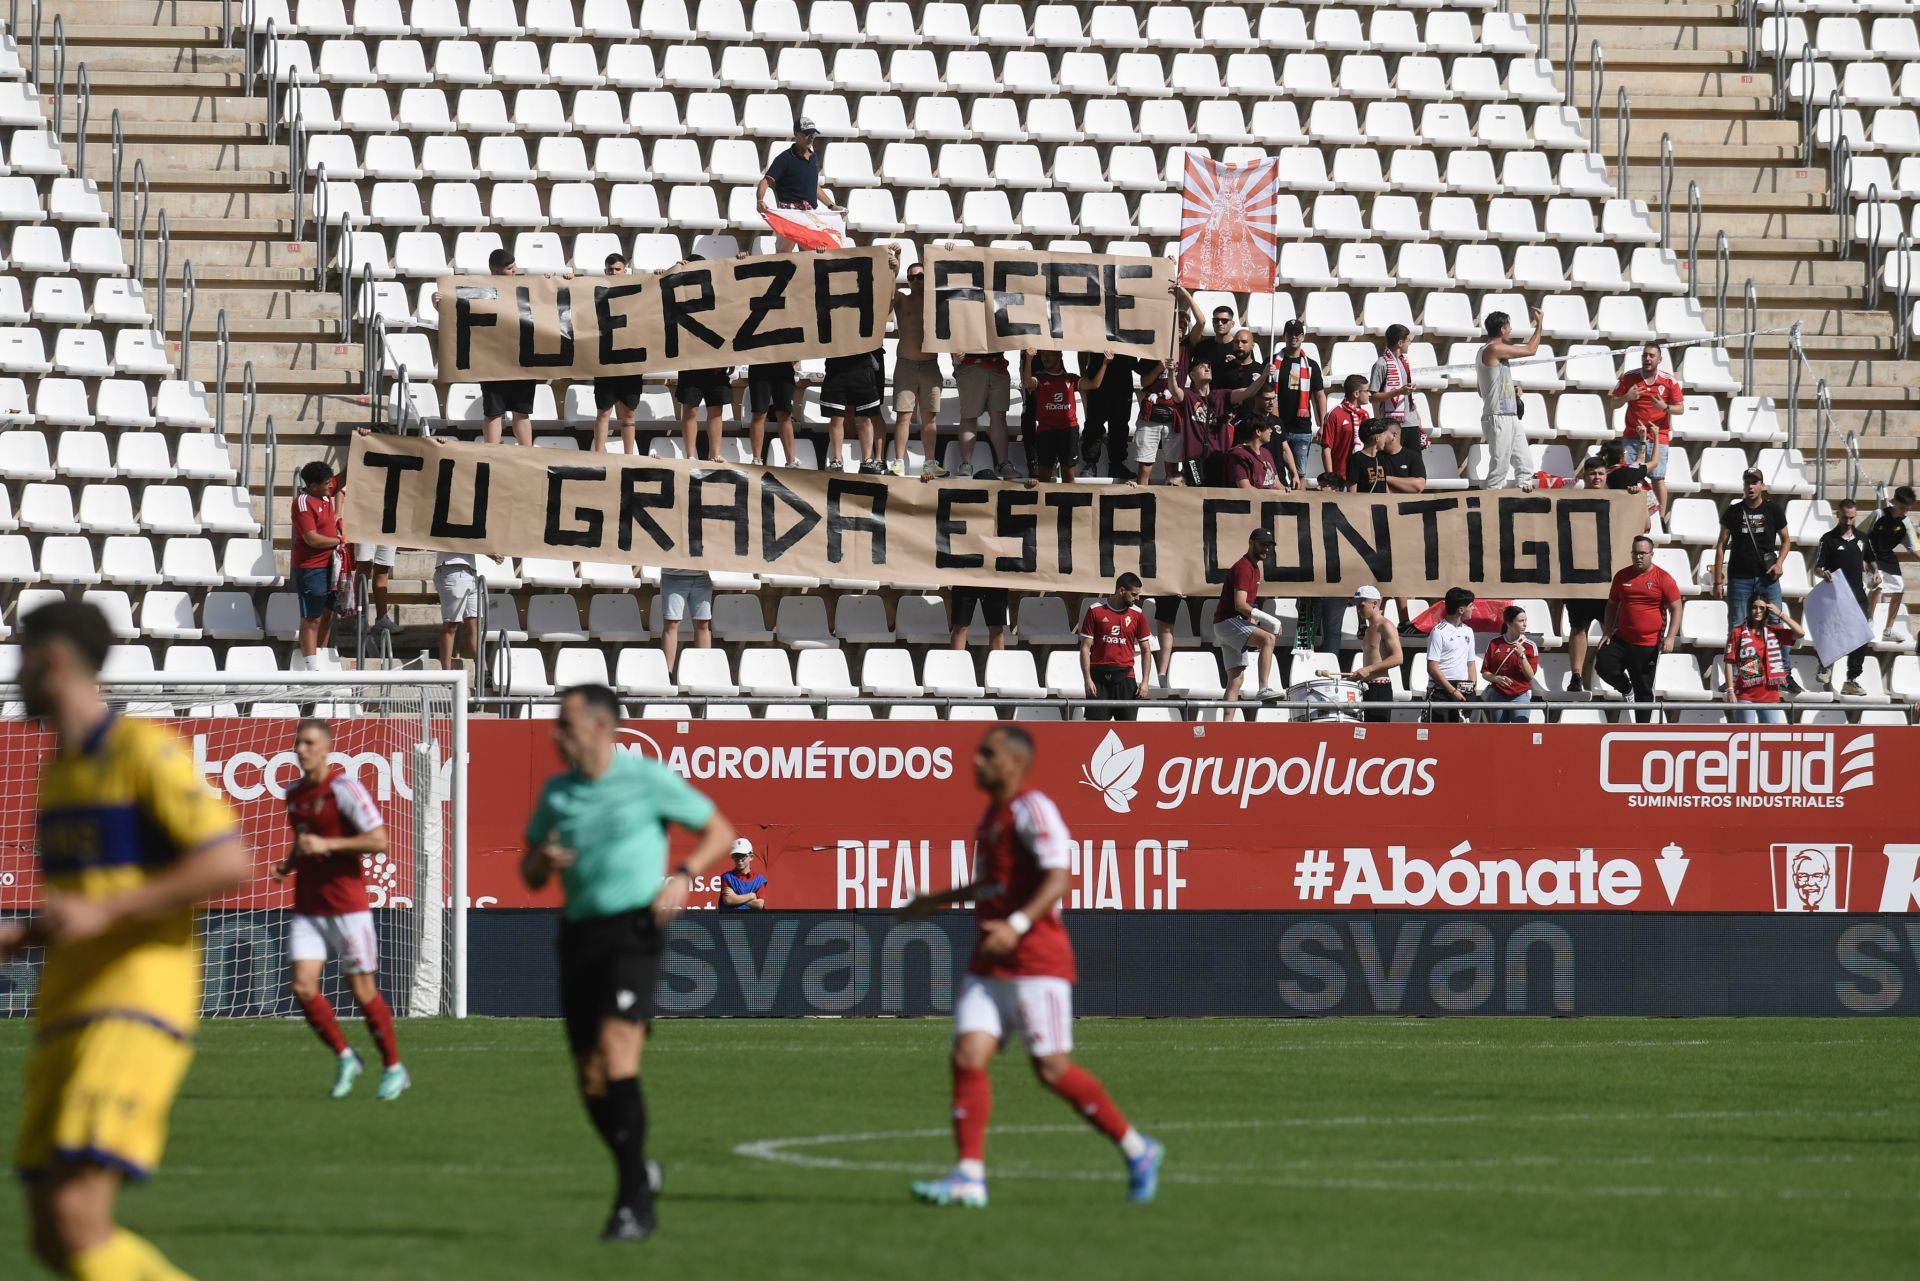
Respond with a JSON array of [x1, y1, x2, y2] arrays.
[[730, 838, 754, 857], [1352, 585, 1382, 603]]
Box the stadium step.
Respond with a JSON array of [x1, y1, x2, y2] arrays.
[[35, 0, 233, 24]]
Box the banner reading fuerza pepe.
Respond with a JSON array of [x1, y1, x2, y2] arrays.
[[343, 434, 1643, 597]]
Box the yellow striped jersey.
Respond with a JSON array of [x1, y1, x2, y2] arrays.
[[37, 711, 237, 1036]]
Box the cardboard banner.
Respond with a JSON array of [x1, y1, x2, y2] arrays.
[[920, 245, 1175, 361], [9, 722, 1908, 919], [344, 434, 1643, 598], [433, 247, 894, 380]]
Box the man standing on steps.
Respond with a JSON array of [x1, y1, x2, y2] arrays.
[[1477, 307, 1545, 490], [477, 249, 535, 448], [757, 118, 842, 253]]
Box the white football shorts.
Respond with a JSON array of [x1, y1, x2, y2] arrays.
[[288, 911, 380, 975], [953, 974, 1074, 1057]]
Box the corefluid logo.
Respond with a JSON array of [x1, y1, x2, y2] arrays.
[[1599, 730, 1873, 809]]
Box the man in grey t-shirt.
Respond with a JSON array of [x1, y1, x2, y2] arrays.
[[1477, 307, 1544, 490]]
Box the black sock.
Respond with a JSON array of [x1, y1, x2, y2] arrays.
[[588, 1078, 650, 1211]]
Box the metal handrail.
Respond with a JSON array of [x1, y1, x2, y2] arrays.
[[1714, 230, 1730, 338], [129, 158, 148, 282], [312, 162, 329, 288], [48, 13, 60, 138], [1741, 278, 1756, 396], [1864, 183, 1883, 310], [1658, 132, 1674, 251], [1745, 0, 1759, 73], [1536, 0, 1549, 58], [1798, 49, 1817, 153], [154, 209, 170, 338], [289, 85, 306, 242], [244, 11, 259, 94], [29, 0, 39, 98], [264, 19, 281, 138], [73, 63, 91, 181], [1562, 2, 1578, 110], [1834, 136, 1853, 257], [337, 214, 356, 333], [1685, 180, 1702, 298], [365, 314, 387, 415], [1615, 87, 1630, 200], [351, 260, 369, 344], [1823, 89, 1843, 184], [1897, 232, 1913, 361], [1773, 6, 1790, 117], [1842, 431, 1859, 503], [212, 309, 229, 448], [1812, 379, 1834, 500], [1785, 326, 1804, 453], [391, 365, 414, 435], [179, 260, 196, 387], [262, 411, 278, 553], [1588, 43, 1603, 159], [238, 360, 256, 489], [222, 0, 232, 47], [110, 109, 122, 235]]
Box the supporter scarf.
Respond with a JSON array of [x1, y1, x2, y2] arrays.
[[1726, 624, 1789, 696], [1377, 351, 1410, 421]]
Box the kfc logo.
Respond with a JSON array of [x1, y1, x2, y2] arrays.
[[1769, 843, 1851, 912]]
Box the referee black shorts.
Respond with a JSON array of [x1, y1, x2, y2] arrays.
[[557, 907, 666, 1057]]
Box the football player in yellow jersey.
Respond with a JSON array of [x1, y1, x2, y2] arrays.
[[0, 601, 248, 1281]]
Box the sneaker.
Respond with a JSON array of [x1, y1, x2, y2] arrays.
[[885, 460, 904, 476], [330, 1050, 364, 1100], [1567, 676, 1587, 694], [1125, 1138, 1165, 1204], [910, 1171, 988, 1209], [973, 467, 998, 481], [1842, 680, 1865, 697], [1884, 627, 1906, 645], [376, 1064, 410, 1101], [858, 459, 884, 475], [824, 458, 844, 472], [599, 1204, 657, 1243], [997, 459, 1020, 482], [374, 615, 398, 632], [647, 1159, 664, 1196], [922, 461, 950, 479]]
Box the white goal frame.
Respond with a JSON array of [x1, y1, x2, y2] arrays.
[[2, 671, 470, 1018]]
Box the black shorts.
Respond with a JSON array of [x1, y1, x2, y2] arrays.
[[748, 364, 796, 416], [1565, 599, 1607, 633], [1153, 595, 1184, 625], [592, 375, 645, 412], [820, 368, 883, 417], [950, 586, 1008, 629], [557, 907, 666, 1057], [1031, 429, 1077, 470], [676, 369, 730, 409], [1362, 680, 1393, 724], [481, 379, 535, 418]]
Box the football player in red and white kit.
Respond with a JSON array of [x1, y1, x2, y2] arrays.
[[901, 726, 1162, 1208], [273, 718, 409, 1100]]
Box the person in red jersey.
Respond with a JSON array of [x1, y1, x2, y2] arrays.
[[273, 719, 408, 1100], [901, 727, 1163, 1209], [1078, 572, 1151, 721], [1594, 534, 1681, 724]]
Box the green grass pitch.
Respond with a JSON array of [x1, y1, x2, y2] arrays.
[[2, 1017, 1915, 1279]]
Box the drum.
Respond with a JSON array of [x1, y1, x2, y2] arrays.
[[1286, 677, 1364, 722]]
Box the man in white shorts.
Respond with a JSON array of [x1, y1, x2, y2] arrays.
[[1212, 527, 1282, 710], [355, 541, 397, 632], [434, 550, 479, 680], [275, 718, 409, 1100], [659, 569, 713, 675], [901, 726, 1162, 1209], [1129, 387, 1182, 486]]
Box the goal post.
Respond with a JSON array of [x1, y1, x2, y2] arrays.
[[0, 671, 469, 1020]]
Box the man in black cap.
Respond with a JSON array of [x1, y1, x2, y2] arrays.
[[757, 117, 842, 252]]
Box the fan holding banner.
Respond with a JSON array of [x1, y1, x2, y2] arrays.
[[758, 117, 848, 251]]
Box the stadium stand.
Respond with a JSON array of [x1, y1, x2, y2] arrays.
[[0, 0, 1909, 723]]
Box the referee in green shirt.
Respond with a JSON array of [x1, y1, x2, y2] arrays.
[[522, 684, 737, 1243]]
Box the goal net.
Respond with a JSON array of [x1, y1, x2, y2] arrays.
[[0, 672, 468, 1020]]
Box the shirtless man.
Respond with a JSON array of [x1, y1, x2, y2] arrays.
[[1350, 585, 1402, 723]]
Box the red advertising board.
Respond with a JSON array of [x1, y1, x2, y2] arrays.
[[3, 720, 1916, 916]]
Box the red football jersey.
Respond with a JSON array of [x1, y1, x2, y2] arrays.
[[284, 764, 384, 916], [969, 788, 1075, 982], [1079, 600, 1149, 671]]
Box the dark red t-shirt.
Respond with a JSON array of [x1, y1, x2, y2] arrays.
[[1609, 565, 1680, 647], [290, 490, 340, 571], [284, 764, 384, 916], [1214, 554, 1262, 624], [1080, 601, 1149, 670], [1322, 401, 1370, 479], [1611, 370, 1684, 443]]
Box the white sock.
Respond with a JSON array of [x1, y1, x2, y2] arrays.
[[956, 1158, 986, 1182], [341, 1048, 356, 1060], [1119, 1129, 1147, 1159]]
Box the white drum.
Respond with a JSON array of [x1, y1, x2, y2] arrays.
[[1286, 677, 1365, 722]]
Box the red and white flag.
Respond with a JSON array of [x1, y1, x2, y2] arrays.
[[1177, 155, 1280, 293], [762, 205, 847, 250]]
